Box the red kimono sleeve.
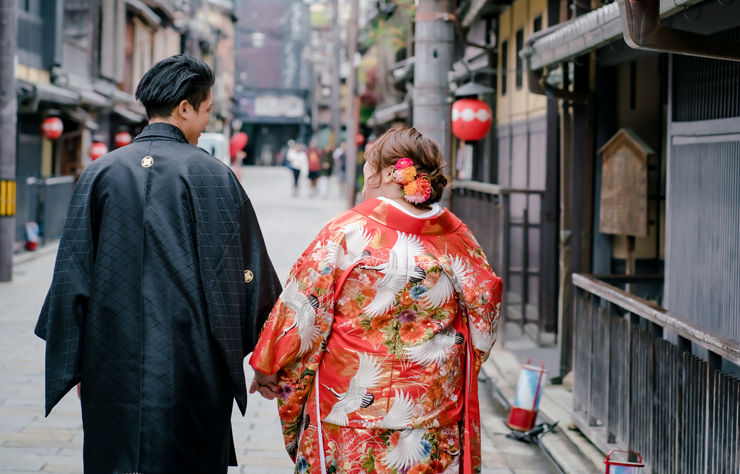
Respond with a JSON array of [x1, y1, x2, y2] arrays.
[[248, 218, 351, 457]]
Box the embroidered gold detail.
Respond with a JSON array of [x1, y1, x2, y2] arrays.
[[368, 201, 388, 225], [421, 220, 444, 235], [244, 270, 254, 283], [141, 156, 154, 168]]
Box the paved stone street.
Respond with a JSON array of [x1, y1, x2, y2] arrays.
[[0, 167, 557, 473]]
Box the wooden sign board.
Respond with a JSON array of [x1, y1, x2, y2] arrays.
[[598, 128, 652, 237]]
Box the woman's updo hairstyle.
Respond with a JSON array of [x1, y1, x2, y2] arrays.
[[365, 127, 449, 207]]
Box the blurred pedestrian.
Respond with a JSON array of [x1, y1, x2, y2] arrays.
[[306, 140, 322, 197], [318, 144, 334, 197], [249, 127, 502, 474], [286, 142, 307, 197], [333, 141, 346, 183], [35, 54, 282, 474]]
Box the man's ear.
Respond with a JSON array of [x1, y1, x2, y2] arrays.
[[176, 99, 191, 118]]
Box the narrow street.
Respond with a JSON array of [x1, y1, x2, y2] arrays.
[[0, 167, 559, 474]]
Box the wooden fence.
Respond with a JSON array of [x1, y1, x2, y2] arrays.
[[572, 273, 740, 473]]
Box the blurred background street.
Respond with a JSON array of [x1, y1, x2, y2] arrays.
[[2, 0, 740, 471]]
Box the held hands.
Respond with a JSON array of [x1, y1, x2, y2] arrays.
[[249, 370, 279, 400]]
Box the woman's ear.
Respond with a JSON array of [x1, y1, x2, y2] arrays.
[[381, 165, 395, 184]]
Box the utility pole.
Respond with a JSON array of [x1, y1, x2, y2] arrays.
[[187, 0, 201, 59], [345, 0, 359, 207], [0, 0, 18, 282], [412, 0, 454, 180], [330, 0, 342, 147]]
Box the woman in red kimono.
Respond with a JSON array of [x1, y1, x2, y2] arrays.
[[250, 127, 502, 474]]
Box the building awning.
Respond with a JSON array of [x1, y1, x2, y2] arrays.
[[392, 57, 415, 84], [17, 79, 80, 106], [526, 0, 697, 70], [80, 89, 112, 109], [369, 102, 409, 127], [141, 0, 177, 24], [460, 0, 514, 28], [113, 105, 147, 123], [125, 0, 162, 28], [100, 86, 138, 106], [449, 55, 492, 82]]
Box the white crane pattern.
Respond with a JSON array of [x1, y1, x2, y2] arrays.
[[276, 278, 321, 356], [379, 389, 415, 429], [403, 326, 462, 366], [361, 233, 427, 318], [419, 255, 472, 309], [322, 352, 383, 426], [327, 223, 372, 270], [381, 428, 429, 471]]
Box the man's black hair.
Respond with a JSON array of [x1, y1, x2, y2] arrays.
[[135, 54, 215, 119]]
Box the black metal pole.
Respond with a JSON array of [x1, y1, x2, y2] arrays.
[[345, 0, 358, 207], [330, 0, 341, 147], [0, 0, 18, 282]]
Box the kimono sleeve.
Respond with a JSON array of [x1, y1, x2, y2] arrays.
[[249, 220, 345, 458], [458, 228, 503, 364], [34, 169, 97, 416], [249, 221, 342, 375], [197, 194, 281, 415], [236, 198, 283, 356]]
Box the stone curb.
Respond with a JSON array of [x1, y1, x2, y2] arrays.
[[13, 242, 60, 267], [480, 347, 605, 474]]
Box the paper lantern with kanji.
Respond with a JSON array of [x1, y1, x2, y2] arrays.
[[90, 141, 108, 160], [41, 117, 64, 140], [451, 98, 492, 142], [114, 131, 132, 148]]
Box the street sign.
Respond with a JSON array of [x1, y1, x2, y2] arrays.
[[598, 128, 652, 238]]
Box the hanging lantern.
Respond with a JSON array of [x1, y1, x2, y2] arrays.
[[355, 133, 365, 146], [507, 359, 547, 431], [90, 140, 108, 160], [229, 132, 248, 159], [41, 117, 64, 140], [604, 450, 644, 474], [114, 131, 132, 148], [451, 98, 492, 142]]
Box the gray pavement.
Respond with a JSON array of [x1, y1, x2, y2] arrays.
[[0, 166, 556, 473]]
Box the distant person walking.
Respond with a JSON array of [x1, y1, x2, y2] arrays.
[[319, 144, 334, 197], [307, 141, 322, 197], [333, 141, 347, 183], [286, 143, 308, 197]]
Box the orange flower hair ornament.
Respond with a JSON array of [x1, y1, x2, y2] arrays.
[[392, 158, 433, 204]]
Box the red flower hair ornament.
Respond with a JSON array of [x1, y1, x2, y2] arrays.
[[391, 158, 434, 204]]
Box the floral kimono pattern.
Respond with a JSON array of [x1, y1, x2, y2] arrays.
[[250, 198, 502, 474]]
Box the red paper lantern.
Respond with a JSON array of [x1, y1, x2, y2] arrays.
[[356, 133, 365, 146], [114, 131, 132, 148], [451, 98, 492, 142], [90, 141, 108, 160], [229, 132, 248, 159], [41, 117, 64, 140]]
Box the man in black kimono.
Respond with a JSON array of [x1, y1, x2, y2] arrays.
[[35, 55, 282, 473]]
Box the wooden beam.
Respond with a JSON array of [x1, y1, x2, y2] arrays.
[[572, 273, 740, 365]]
